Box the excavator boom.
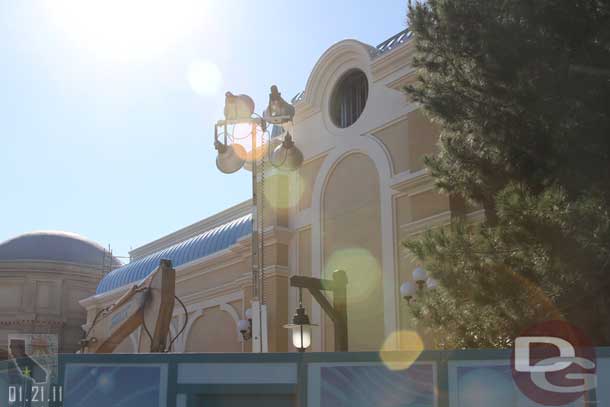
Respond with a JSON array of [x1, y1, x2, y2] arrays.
[[81, 259, 176, 354]]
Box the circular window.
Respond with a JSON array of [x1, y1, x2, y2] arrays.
[[330, 69, 369, 128]]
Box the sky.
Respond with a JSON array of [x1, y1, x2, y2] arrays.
[[0, 0, 408, 258]]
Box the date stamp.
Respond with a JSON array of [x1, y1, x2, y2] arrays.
[[8, 384, 64, 406], [6, 334, 62, 407]]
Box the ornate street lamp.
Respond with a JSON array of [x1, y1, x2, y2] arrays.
[[401, 267, 438, 302], [400, 281, 416, 302], [412, 267, 428, 289], [284, 288, 317, 352]]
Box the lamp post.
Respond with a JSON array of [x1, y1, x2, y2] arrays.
[[283, 288, 316, 352], [289, 269, 349, 352], [214, 86, 303, 353], [400, 267, 438, 302]]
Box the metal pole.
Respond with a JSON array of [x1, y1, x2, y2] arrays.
[[332, 270, 348, 352], [251, 122, 259, 300]]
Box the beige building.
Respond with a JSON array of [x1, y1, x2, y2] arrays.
[[81, 30, 481, 354], [0, 231, 119, 358]]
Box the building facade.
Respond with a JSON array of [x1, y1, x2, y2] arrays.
[[0, 231, 119, 358], [81, 30, 482, 354]]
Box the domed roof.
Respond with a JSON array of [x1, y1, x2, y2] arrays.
[[0, 231, 121, 268]]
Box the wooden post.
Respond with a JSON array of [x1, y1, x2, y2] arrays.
[[289, 270, 349, 352], [332, 270, 348, 352]]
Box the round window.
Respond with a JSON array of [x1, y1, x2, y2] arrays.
[[330, 69, 369, 128]]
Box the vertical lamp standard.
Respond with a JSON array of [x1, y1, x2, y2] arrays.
[[214, 86, 303, 352], [284, 288, 316, 352]]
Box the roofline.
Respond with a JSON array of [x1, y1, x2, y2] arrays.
[[128, 200, 251, 261], [291, 28, 413, 104]]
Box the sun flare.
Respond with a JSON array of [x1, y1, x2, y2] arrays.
[[46, 0, 209, 62]]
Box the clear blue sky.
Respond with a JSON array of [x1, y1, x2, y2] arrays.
[[0, 0, 407, 257]]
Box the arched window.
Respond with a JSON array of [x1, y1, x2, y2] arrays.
[[330, 69, 369, 128]]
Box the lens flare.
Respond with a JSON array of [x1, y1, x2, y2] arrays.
[[262, 171, 305, 210], [380, 330, 425, 371], [325, 248, 381, 304], [506, 269, 562, 320], [45, 0, 209, 62], [187, 61, 222, 97], [227, 123, 266, 162]]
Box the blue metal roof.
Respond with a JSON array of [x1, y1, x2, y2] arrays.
[[96, 214, 252, 294]]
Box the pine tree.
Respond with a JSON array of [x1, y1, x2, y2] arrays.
[[404, 0, 610, 348]]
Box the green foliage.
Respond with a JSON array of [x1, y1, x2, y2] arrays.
[[404, 0, 610, 347]]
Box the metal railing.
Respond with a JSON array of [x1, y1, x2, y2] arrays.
[[375, 28, 413, 55]]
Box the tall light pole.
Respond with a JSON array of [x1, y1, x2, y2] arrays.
[[215, 86, 303, 352]]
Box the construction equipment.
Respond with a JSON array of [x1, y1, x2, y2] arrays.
[[79, 259, 176, 354]]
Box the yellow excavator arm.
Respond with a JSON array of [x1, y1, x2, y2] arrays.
[[80, 259, 176, 354]]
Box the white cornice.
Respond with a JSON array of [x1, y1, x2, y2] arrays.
[[371, 40, 416, 82], [400, 209, 486, 238], [390, 168, 431, 193], [386, 69, 418, 92], [129, 200, 251, 260]]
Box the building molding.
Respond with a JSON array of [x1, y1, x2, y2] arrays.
[[129, 200, 251, 260], [180, 291, 244, 351], [295, 39, 375, 122], [371, 39, 416, 82], [309, 134, 399, 351]]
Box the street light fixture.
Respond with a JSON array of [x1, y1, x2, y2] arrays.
[[213, 86, 303, 353], [214, 86, 302, 174], [400, 281, 417, 302], [284, 288, 317, 352], [401, 267, 438, 302], [412, 267, 428, 289], [270, 133, 303, 170], [214, 138, 246, 174], [238, 308, 253, 341], [263, 85, 295, 125]]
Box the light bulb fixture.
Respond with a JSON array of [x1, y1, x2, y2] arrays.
[[412, 267, 428, 289], [284, 288, 317, 352], [263, 85, 295, 125], [400, 281, 416, 302], [401, 268, 439, 303], [215, 141, 246, 174], [224, 92, 255, 121], [238, 308, 253, 341], [270, 133, 303, 171]]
